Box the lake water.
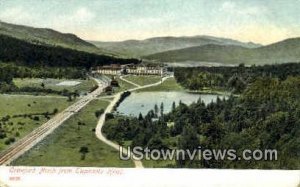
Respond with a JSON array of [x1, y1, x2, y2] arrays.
[[116, 91, 226, 116]]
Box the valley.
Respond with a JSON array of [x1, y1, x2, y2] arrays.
[[0, 20, 299, 170]]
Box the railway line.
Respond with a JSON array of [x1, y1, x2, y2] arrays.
[[0, 78, 107, 165]]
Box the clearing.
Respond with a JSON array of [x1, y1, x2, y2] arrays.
[[13, 99, 134, 167]]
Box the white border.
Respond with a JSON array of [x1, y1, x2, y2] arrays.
[[0, 167, 299, 187]]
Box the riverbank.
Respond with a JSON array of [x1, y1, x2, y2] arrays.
[[186, 88, 238, 97]]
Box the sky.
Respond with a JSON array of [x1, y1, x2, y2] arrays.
[[0, 0, 299, 44]]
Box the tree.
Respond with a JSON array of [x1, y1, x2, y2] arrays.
[[79, 146, 89, 160], [15, 131, 20, 137], [33, 116, 40, 121], [95, 109, 104, 118], [138, 113, 144, 121], [154, 104, 159, 117], [73, 90, 80, 99], [100, 64, 300, 169], [178, 125, 199, 150], [77, 121, 85, 130], [177, 124, 199, 168], [227, 74, 246, 94], [147, 134, 166, 150], [53, 108, 58, 114], [67, 94, 72, 102], [160, 102, 164, 116], [172, 101, 176, 112]]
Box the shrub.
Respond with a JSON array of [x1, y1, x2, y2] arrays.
[[33, 116, 40, 121], [95, 109, 105, 118], [106, 113, 114, 120]]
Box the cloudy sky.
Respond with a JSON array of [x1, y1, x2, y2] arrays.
[[0, 0, 299, 44]]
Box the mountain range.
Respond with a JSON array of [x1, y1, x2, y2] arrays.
[[1, 20, 300, 66], [144, 37, 300, 65], [91, 36, 261, 58]]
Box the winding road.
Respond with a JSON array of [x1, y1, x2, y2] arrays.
[[95, 75, 171, 168], [0, 75, 171, 167]]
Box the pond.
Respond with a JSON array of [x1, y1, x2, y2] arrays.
[[116, 91, 227, 116]]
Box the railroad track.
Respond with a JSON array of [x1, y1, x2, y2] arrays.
[[0, 79, 106, 165]]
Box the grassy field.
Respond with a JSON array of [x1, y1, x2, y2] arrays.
[[0, 95, 72, 151], [136, 77, 184, 92], [115, 77, 136, 92], [13, 78, 97, 94], [123, 75, 162, 86], [13, 100, 134, 167]]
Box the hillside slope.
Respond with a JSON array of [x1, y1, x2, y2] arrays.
[[0, 21, 113, 55], [91, 35, 261, 58], [144, 38, 300, 65], [0, 34, 139, 68]]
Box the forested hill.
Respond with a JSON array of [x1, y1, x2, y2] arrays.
[[0, 21, 113, 55], [144, 37, 300, 65], [0, 34, 139, 68], [91, 35, 261, 58]]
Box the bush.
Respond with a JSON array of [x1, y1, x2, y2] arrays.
[[15, 132, 20, 137], [53, 108, 58, 114], [4, 137, 15, 145], [9, 137, 15, 143], [89, 85, 99, 93], [0, 131, 6, 139], [33, 116, 40, 121], [95, 109, 105, 118], [106, 113, 114, 120], [79, 146, 89, 160], [4, 139, 10, 145]]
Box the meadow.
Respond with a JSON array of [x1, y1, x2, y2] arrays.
[[14, 99, 134, 167], [13, 78, 97, 94], [123, 75, 162, 86], [0, 95, 72, 151], [136, 77, 183, 92]]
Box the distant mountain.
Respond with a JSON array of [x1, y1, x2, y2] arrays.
[[91, 35, 262, 58], [0, 34, 139, 68], [144, 37, 300, 65], [0, 21, 113, 55]]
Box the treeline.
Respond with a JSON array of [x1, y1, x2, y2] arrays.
[[103, 64, 300, 169], [113, 91, 131, 110], [0, 63, 86, 79], [174, 63, 300, 93], [0, 63, 87, 93], [0, 34, 140, 68], [0, 63, 16, 92]]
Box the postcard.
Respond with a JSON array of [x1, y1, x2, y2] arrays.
[[0, 0, 299, 186]]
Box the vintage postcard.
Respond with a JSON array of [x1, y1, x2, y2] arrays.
[[0, 0, 299, 186]]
